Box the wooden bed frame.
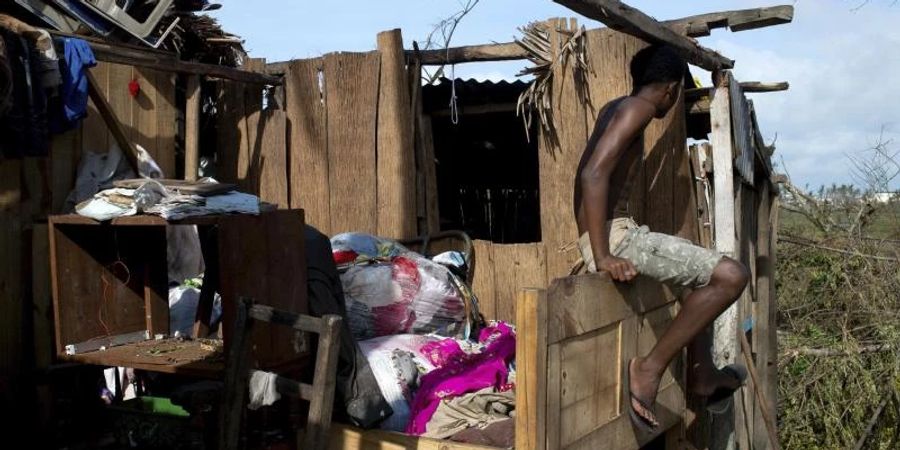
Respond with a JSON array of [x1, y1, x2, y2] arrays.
[[328, 273, 685, 450]]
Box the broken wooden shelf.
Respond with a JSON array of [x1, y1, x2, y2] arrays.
[[59, 338, 225, 377]]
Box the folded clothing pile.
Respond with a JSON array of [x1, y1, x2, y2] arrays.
[[75, 178, 259, 221]]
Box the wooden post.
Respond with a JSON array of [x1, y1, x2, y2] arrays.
[[185, 75, 201, 181], [552, 0, 734, 71], [709, 70, 738, 450], [303, 315, 342, 450], [220, 298, 254, 450], [515, 289, 547, 450], [376, 29, 417, 239]]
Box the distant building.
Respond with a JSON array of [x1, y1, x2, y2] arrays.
[[869, 192, 898, 203]]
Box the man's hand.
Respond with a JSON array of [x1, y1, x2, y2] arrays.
[[597, 255, 638, 282]]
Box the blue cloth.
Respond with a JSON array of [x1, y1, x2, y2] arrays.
[[60, 37, 96, 123]]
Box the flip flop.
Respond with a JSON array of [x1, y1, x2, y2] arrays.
[[706, 364, 748, 414], [625, 358, 660, 433]]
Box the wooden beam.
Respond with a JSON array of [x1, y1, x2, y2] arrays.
[[666, 5, 794, 37], [410, 5, 793, 66], [184, 75, 201, 181], [49, 30, 280, 85], [709, 70, 738, 449], [686, 81, 789, 100], [86, 72, 140, 172], [709, 72, 736, 256], [688, 97, 710, 115], [414, 42, 528, 65], [260, 7, 794, 70], [553, 0, 734, 71]]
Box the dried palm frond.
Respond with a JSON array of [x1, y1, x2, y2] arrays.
[[515, 21, 588, 142]]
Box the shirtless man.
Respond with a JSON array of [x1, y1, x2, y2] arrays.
[[573, 45, 749, 431]]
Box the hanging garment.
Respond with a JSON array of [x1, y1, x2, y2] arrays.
[[0, 31, 49, 157], [59, 37, 96, 124]]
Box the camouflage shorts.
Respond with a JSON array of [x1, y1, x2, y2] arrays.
[[578, 218, 723, 288]]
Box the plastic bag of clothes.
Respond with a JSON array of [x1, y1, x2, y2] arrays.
[[357, 334, 441, 431], [332, 233, 468, 341]]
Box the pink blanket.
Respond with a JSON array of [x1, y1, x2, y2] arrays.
[[405, 323, 516, 435]]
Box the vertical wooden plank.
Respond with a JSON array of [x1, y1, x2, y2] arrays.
[[471, 239, 497, 321], [323, 52, 380, 235], [491, 243, 547, 324], [709, 70, 739, 450], [545, 343, 561, 450], [642, 96, 677, 235], [237, 58, 267, 195], [622, 35, 648, 227], [667, 102, 700, 244], [132, 67, 160, 173], [304, 315, 342, 450], [539, 18, 589, 282], [32, 224, 53, 369], [0, 159, 23, 382], [258, 110, 289, 208], [691, 143, 714, 248], [217, 211, 308, 369], [184, 75, 201, 181], [710, 71, 736, 257], [515, 289, 547, 450], [421, 116, 439, 234], [376, 30, 417, 239], [216, 76, 246, 185], [285, 58, 330, 232], [82, 62, 109, 154], [155, 71, 178, 178], [50, 130, 81, 213], [752, 183, 774, 450], [107, 63, 135, 150], [219, 299, 253, 450], [765, 193, 780, 443]]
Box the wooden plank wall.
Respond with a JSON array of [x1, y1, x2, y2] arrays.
[[517, 274, 685, 450], [217, 57, 290, 208], [703, 73, 780, 449], [0, 60, 178, 423], [83, 62, 177, 177], [472, 240, 548, 324], [226, 30, 420, 239]]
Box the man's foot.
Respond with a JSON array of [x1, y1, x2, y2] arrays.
[[688, 365, 743, 397], [628, 357, 662, 429]]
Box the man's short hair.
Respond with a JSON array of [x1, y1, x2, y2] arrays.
[[630, 45, 687, 89]]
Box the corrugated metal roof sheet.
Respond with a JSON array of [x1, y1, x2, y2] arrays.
[[422, 77, 528, 114]]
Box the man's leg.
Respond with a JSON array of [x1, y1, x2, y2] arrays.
[[628, 257, 749, 425], [687, 326, 742, 396]]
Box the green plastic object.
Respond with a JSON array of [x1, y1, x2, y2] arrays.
[[122, 396, 190, 417]]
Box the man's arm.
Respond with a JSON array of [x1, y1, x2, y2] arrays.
[[580, 100, 654, 281]]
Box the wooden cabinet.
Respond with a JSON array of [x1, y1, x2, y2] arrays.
[[48, 210, 308, 376]]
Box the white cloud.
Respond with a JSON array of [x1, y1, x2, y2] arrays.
[[702, 1, 900, 189]]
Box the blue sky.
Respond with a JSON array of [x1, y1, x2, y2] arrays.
[[211, 1, 900, 190]]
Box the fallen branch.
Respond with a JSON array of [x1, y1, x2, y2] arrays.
[[778, 236, 900, 263], [786, 344, 893, 358], [851, 388, 895, 450]]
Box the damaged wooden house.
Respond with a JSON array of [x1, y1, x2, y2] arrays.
[[0, 1, 792, 449]]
